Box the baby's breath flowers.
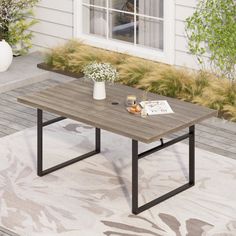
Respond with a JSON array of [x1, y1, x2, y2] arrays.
[[82, 62, 119, 83]]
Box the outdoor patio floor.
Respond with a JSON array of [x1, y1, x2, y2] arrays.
[[0, 52, 48, 94], [0, 72, 235, 160], [0, 54, 236, 236]]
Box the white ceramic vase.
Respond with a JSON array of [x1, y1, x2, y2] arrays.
[[0, 40, 13, 72], [93, 81, 106, 100]]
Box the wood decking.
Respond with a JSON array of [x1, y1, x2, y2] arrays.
[[0, 76, 235, 159]]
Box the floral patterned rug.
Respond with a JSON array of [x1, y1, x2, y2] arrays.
[[0, 120, 236, 236], [0, 226, 19, 236]]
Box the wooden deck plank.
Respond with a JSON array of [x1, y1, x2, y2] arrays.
[[198, 123, 236, 137], [201, 117, 236, 133], [0, 106, 36, 125], [196, 128, 236, 146], [0, 98, 56, 122], [0, 131, 7, 138], [0, 123, 18, 134], [168, 132, 236, 160], [0, 113, 33, 128]]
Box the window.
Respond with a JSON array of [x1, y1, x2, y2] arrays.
[[74, 0, 174, 64]]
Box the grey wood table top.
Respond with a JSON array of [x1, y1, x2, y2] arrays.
[[18, 79, 217, 143]]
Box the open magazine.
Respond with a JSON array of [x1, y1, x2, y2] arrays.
[[140, 100, 174, 115]]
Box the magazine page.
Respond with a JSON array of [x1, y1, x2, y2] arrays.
[[140, 100, 174, 115]]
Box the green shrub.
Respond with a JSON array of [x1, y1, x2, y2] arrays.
[[186, 0, 236, 80], [0, 0, 39, 55]]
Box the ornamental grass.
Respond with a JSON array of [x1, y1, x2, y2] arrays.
[[44, 40, 236, 122]]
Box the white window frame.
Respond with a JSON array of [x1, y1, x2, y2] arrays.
[[74, 0, 175, 65]]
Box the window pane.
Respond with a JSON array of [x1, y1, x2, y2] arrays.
[[109, 11, 134, 43], [83, 0, 106, 7], [137, 16, 163, 50], [83, 6, 107, 38], [109, 0, 135, 13], [137, 0, 163, 18]]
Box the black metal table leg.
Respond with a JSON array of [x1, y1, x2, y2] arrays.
[[132, 125, 195, 214], [132, 140, 139, 214], [37, 109, 100, 177], [189, 125, 195, 185], [37, 109, 43, 176], [96, 128, 101, 153]]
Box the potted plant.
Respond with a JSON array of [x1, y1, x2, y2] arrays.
[[83, 62, 119, 100], [0, 0, 38, 59]]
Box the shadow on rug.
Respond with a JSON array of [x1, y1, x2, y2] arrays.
[[0, 227, 19, 236]]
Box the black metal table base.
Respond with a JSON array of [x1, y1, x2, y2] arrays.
[[37, 109, 100, 177], [37, 108, 195, 214], [132, 126, 195, 214]]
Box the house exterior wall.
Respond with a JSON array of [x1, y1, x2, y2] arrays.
[[31, 0, 199, 69], [175, 0, 198, 69], [30, 0, 74, 51]]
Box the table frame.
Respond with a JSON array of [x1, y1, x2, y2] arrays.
[[37, 109, 101, 177], [37, 108, 195, 214], [132, 125, 195, 214]]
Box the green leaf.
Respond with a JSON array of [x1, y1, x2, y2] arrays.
[[185, 0, 236, 80]]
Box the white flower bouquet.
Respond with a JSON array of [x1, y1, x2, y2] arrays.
[[82, 62, 119, 83]]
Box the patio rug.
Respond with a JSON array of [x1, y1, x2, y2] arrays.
[[0, 120, 236, 236]]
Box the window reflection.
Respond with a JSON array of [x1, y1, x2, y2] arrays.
[[137, 0, 163, 18], [83, 5, 107, 38], [137, 16, 163, 49], [109, 11, 134, 43], [109, 0, 135, 13]]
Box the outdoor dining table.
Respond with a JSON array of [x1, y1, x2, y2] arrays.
[[18, 79, 217, 214]]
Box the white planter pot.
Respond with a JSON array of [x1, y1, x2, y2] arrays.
[[93, 81, 106, 100], [0, 40, 13, 72]]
